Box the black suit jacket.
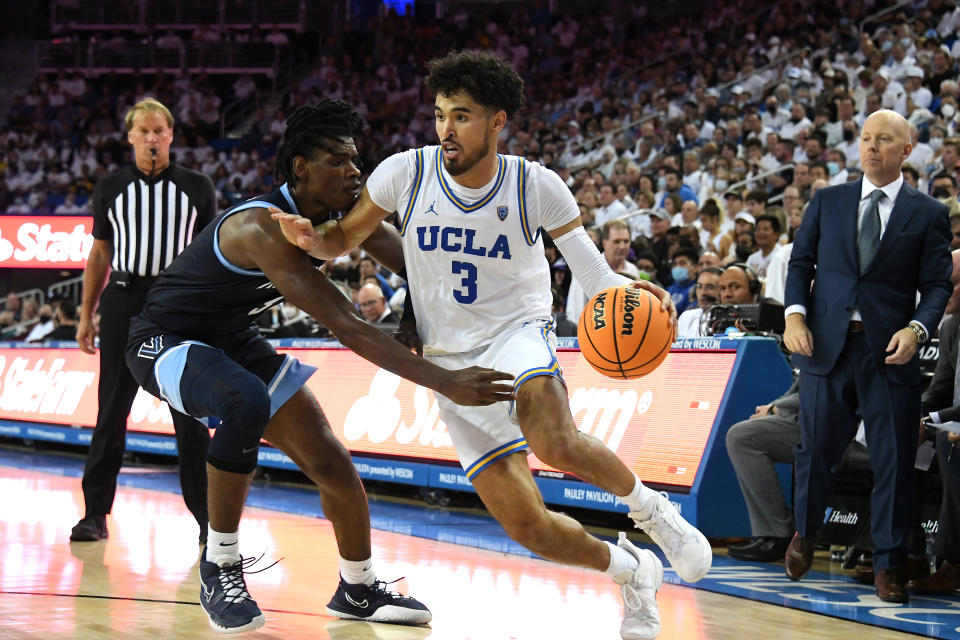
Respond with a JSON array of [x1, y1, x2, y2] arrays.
[[922, 314, 960, 418]]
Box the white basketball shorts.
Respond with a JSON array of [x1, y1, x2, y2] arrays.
[[426, 319, 563, 480]]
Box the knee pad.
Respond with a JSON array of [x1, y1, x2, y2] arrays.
[[206, 371, 271, 474]]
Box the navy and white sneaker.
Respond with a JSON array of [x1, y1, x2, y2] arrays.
[[198, 547, 267, 634], [326, 577, 432, 625]]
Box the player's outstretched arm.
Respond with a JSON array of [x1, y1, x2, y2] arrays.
[[548, 217, 677, 330], [271, 187, 392, 259], [237, 210, 514, 406]]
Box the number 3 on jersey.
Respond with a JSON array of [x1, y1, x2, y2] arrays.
[[451, 260, 477, 303]]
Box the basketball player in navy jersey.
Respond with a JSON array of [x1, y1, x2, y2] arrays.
[[273, 52, 712, 640], [124, 100, 515, 634]]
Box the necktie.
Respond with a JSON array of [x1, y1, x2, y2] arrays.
[[858, 189, 884, 273]]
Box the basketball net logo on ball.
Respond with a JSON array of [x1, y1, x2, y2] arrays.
[[578, 285, 673, 379]]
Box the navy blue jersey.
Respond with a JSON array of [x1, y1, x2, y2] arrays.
[[131, 184, 327, 343]]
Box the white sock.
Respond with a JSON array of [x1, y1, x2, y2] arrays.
[[620, 474, 660, 516], [604, 541, 640, 584], [340, 557, 376, 586], [207, 527, 241, 566]]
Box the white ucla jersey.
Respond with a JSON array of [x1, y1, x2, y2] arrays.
[[366, 146, 579, 354]]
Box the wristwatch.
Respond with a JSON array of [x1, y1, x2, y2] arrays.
[[908, 321, 927, 344]]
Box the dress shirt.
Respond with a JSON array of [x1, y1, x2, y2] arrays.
[[784, 174, 926, 336]]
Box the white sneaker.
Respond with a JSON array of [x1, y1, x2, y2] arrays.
[[617, 532, 662, 640], [629, 493, 712, 583]]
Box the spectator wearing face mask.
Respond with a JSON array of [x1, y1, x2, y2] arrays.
[[827, 149, 850, 185], [667, 247, 699, 315], [633, 251, 662, 285], [24, 303, 55, 342], [931, 172, 958, 203], [837, 120, 861, 169]]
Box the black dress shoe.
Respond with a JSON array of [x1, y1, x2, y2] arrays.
[[70, 515, 108, 541], [728, 536, 792, 562], [727, 537, 765, 554]]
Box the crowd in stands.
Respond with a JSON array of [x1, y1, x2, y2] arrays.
[[6, 0, 960, 339]]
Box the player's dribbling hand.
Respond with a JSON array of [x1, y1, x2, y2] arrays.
[[628, 279, 678, 343], [76, 317, 97, 354], [441, 367, 516, 406]]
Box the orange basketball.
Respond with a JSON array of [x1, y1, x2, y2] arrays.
[[577, 285, 673, 379]]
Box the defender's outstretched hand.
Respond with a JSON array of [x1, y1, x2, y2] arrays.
[[270, 210, 327, 253], [440, 367, 515, 406]]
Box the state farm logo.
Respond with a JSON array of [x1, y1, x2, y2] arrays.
[[0, 219, 93, 266], [129, 388, 174, 425], [344, 369, 452, 447], [0, 355, 95, 414], [343, 368, 654, 454], [569, 386, 653, 451]]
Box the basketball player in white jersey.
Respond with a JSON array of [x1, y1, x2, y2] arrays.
[[273, 51, 712, 640]]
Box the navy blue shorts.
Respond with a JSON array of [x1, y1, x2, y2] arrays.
[[125, 324, 316, 423]]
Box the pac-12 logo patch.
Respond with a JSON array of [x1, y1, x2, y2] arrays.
[[497, 206, 508, 221]]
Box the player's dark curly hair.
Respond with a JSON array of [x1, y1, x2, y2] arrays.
[[275, 99, 364, 187], [426, 51, 525, 116]]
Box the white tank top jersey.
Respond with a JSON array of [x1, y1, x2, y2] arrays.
[[366, 146, 580, 354]]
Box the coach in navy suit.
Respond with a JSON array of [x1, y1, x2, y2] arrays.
[[782, 110, 953, 602]]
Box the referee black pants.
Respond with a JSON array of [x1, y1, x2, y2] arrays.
[[80, 279, 209, 531]]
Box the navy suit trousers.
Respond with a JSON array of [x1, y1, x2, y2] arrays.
[[794, 332, 919, 571]]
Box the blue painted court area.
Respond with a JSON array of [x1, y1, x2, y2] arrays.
[[3, 446, 959, 638], [680, 558, 960, 639]]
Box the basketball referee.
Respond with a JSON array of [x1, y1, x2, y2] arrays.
[[70, 98, 217, 543]]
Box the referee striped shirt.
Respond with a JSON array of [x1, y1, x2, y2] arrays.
[[91, 163, 217, 276]]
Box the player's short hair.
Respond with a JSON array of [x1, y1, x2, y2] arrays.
[[276, 99, 364, 188], [124, 98, 174, 131], [426, 51, 525, 116]]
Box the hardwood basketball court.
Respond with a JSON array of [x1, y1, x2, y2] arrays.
[[0, 451, 934, 640]]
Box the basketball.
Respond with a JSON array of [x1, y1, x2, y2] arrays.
[[577, 285, 673, 379]]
